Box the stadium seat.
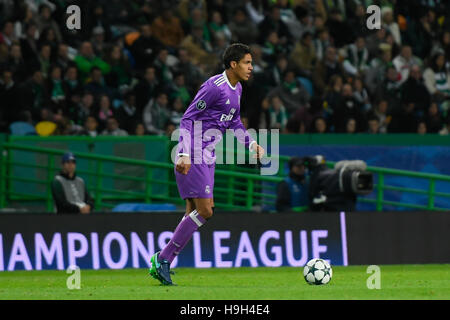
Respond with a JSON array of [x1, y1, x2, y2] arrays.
[[112, 203, 177, 212], [35, 121, 57, 136], [9, 122, 37, 136], [297, 76, 314, 97]]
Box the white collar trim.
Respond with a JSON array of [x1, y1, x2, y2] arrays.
[[222, 71, 236, 90]]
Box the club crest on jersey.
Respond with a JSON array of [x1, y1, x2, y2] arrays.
[[220, 108, 236, 122], [196, 100, 206, 111]]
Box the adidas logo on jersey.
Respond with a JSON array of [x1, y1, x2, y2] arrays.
[[225, 99, 230, 104]]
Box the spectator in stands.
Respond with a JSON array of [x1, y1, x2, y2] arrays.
[[143, 91, 170, 135], [18, 69, 46, 122], [381, 6, 401, 46], [37, 43, 51, 79], [55, 43, 71, 72], [84, 66, 112, 98], [90, 26, 107, 58], [35, 3, 62, 43], [276, 156, 309, 212], [134, 122, 147, 136], [174, 48, 205, 94], [63, 65, 82, 99], [388, 101, 418, 133], [324, 8, 353, 48], [311, 116, 327, 133], [322, 74, 344, 114], [268, 69, 310, 115], [423, 51, 450, 104], [261, 31, 286, 66], [268, 95, 288, 130], [170, 97, 185, 127], [165, 120, 177, 138], [439, 115, 450, 135], [101, 116, 128, 136], [51, 152, 94, 214], [400, 64, 431, 116], [116, 91, 139, 133], [20, 23, 40, 66], [0, 67, 20, 131], [151, 6, 185, 50], [208, 10, 232, 44], [152, 47, 174, 87], [342, 35, 369, 78], [97, 94, 114, 131], [228, 7, 259, 45], [258, 5, 292, 46], [180, 22, 217, 72], [74, 41, 110, 83], [265, 54, 289, 88], [289, 31, 316, 78], [365, 43, 393, 95], [312, 46, 345, 97], [85, 3, 112, 43], [332, 83, 365, 133], [79, 116, 99, 137], [104, 44, 132, 90], [69, 92, 94, 127], [345, 118, 357, 134], [0, 20, 16, 48], [372, 99, 390, 134], [6, 43, 28, 83], [365, 27, 387, 60], [374, 65, 402, 111], [353, 77, 371, 112], [169, 73, 191, 108], [366, 115, 381, 134], [313, 28, 331, 63], [424, 101, 444, 133], [417, 120, 427, 134], [130, 24, 163, 70], [392, 45, 422, 84], [134, 66, 159, 111], [248, 44, 268, 76], [38, 27, 58, 59], [45, 64, 67, 112]]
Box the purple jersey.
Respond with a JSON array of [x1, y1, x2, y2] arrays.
[[176, 71, 255, 164]]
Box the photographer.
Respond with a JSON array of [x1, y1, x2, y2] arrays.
[[276, 157, 310, 212]]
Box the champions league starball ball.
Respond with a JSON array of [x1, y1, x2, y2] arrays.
[[303, 258, 333, 285]]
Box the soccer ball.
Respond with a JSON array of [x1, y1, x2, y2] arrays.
[[303, 258, 332, 285]]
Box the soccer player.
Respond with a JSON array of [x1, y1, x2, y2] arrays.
[[149, 43, 265, 285]]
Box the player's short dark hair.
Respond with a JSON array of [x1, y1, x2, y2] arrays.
[[222, 43, 251, 69]]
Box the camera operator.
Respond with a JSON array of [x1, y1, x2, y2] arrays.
[[276, 156, 310, 212], [308, 156, 373, 212]]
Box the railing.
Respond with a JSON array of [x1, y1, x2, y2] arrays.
[[1, 142, 449, 212], [0, 143, 282, 212]]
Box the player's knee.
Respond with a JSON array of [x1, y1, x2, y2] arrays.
[[198, 207, 213, 219]]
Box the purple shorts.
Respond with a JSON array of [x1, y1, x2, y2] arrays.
[[175, 163, 215, 199]]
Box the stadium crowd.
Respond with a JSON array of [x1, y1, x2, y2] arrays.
[[1, 0, 450, 136]]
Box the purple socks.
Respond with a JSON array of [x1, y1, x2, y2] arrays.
[[159, 210, 206, 263]]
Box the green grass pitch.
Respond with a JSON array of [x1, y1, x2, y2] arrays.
[[0, 265, 449, 300]]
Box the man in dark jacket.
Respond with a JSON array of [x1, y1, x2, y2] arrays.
[[276, 157, 309, 212], [51, 152, 94, 214]]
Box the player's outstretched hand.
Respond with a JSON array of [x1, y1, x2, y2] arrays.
[[176, 156, 191, 175]]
